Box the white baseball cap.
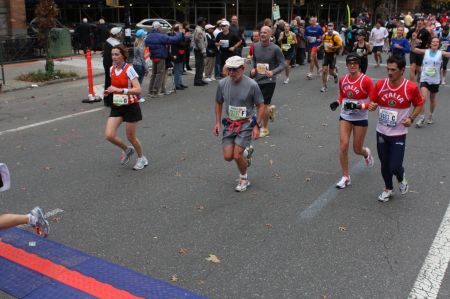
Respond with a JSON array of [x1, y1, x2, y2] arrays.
[[110, 27, 122, 35], [220, 20, 230, 27], [225, 56, 245, 68], [205, 24, 215, 30]]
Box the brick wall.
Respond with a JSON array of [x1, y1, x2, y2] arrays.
[[0, 0, 8, 36], [0, 0, 27, 37]]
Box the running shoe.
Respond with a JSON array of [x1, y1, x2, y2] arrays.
[[259, 128, 270, 137], [235, 178, 251, 192], [336, 175, 351, 189], [364, 147, 374, 168], [30, 206, 49, 237], [415, 116, 425, 128], [441, 79, 446, 85], [320, 86, 327, 92], [133, 156, 148, 170], [138, 98, 146, 103], [426, 115, 433, 124], [204, 77, 212, 82], [283, 78, 289, 84], [399, 175, 409, 195], [121, 147, 135, 165], [306, 73, 313, 80], [334, 75, 338, 84], [245, 145, 254, 167], [268, 105, 276, 122], [378, 189, 394, 202]]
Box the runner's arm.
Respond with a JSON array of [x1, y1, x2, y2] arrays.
[[214, 101, 223, 136]]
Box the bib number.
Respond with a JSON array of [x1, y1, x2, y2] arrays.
[[425, 66, 437, 77], [378, 108, 398, 127], [228, 105, 247, 121], [113, 94, 129, 106], [324, 42, 333, 49], [219, 40, 229, 48], [307, 36, 316, 43], [256, 63, 269, 75], [343, 100, 359, 114], [281, 44, 291, 51]]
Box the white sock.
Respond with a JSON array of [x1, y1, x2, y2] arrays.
[[240, 173, 248, 179], [28, 213, 37, 226]]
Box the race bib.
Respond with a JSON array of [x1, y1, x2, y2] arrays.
[[324, 42, 333, 49], [256, 63, 269, 74], [343, 99, 359, 114], [440, 42, 449, 51], [281, 44, 291, 51], [219, 40, 229, 48], [378, 108, 398, 127], [113, 94, 129, 106], [356, 48, 365, 57], [425, 67, 437, 77], [307, 36, 316, 43], [228, 105, 247, 120]]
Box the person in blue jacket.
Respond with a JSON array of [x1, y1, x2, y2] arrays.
[[389, 25, 410, 63], [304, 17, 324, 79], [145, 21, 183, 97]]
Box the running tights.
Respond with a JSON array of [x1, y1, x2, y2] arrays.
[[376, 132, 406, 190]]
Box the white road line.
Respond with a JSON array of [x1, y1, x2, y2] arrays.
[[0, 107, 104, 136], [408, 203, 450, 299], [299, 160, 365, 221]]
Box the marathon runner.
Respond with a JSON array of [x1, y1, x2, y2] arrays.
[[389, 25, 410, 63], [0, 163, 49, 237], [370, 21, 389, 67], [407, 18, 432, 82], [438, 25, 450, 85], [352, 30, 371, 74], [319, 22, 342, 92], [368, 56, 424, 202], [104, 44, 148, 170], [411, 36, 450, 127], [250, 26, 285, 138], [329, 54, 375, 189], [305, 17, 324, 79], [214, 56, 264, 192]]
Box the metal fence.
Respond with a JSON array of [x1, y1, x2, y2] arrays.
[[0, 37, 45, 64]]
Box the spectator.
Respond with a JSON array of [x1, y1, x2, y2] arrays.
[[95, 18, 109, 51], [75, 18, 92, 53], [103, 27, 122, 107], [230, 15, 239, 37], [182, 22, 193, 71], [213, 19, 224, 79], [215, 20, 242, 77], [171, 24, 188, 90], [193, 17, 208, 86], [295, 19, 306, 65], [204, 24, 217, 82], [133, 29, 149, 102], [145, 21, 183, 97]]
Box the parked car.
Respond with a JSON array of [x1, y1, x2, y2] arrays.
[[136, 19, 174, 33]]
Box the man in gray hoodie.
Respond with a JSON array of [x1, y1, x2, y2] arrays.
[[193, 17, 208, 86]]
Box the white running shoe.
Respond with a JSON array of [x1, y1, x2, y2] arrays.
[[283, 78, 289, 84], [235, 178, 251, 192], [204, 78, 212, 82], [259, 128, 269, 137], [121, 147, 135, 165], [138, 98, 146, 103], [133, 156, 148, 170], [30, 207, 50, 237], [245, 145, 254, 167], [336, 176, 351, 189], [426, 115, 433, 124], [364, 147, 374, 168], [441, 79, 446, 85], [306, 73, 313, 80], [320, 86, 327, 92], [399, 176, 409, 195], [415, 116, 425, 128], [378, 189, 394, 202]]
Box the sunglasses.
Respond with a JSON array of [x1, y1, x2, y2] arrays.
[[227, 67, 241, 72]]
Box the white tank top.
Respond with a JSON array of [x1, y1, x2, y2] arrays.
[[420, 49, 442, 85]]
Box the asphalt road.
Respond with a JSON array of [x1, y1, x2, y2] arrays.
[[1, 55, 450, 299]]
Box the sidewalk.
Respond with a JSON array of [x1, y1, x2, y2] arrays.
[[0, 52, 105, 92]]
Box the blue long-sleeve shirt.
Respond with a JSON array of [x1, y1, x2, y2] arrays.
[[390, 37, 410, 57]]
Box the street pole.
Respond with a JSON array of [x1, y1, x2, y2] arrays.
[[123, 0, 131, 47], [237, 0, 239, 19]]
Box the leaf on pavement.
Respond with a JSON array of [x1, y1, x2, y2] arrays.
[[265, 223, 273, 229], [196, 205, 205, 211], [272, 173, 281, 179], [43, 166, 52, 171], [206, 254, 220, 264], [178, 247, 189, 255], [305, 177, 311, 182], [269, 159, 274, 166], [339, 225, 347, 232], [170, 274, 178, 282], [175, 171, 182, 177]]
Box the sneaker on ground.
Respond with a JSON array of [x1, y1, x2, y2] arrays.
[[283, 78, 289, 84], [133, 156, 149, 170], [336, 175, 351, 189], [204, 78, 212, 82], [121, 147, 135, 165], [320, 86, 327, 92], [30, 206, 49, 237], [364, 147, 374, 168], [306, 73, 313, 80], [399, 176, 409, 194], [415, 116, 425, 128], [426, 115, 433, 124], [235, 178, 251, 192], [268, 105, 276, 122], [441, 79, 446, 85], [378, 189, 394, 202], [245, 145, 254, 167], [138, 98, 146, 103], [259, 128, 270, 137]]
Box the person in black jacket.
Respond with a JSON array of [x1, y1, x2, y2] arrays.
[[75, 18, 92, 53], [171, 24, 188, 90], [95, 18, 109, 51], [103, 27, 122, 107]]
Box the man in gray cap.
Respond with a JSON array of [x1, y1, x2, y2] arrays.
[[193, 17, 208, 86], [214, 56, 265, 192], [145, 21, 183, 97]]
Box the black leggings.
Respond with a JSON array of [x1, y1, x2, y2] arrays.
[[376, 132, 406, 190]]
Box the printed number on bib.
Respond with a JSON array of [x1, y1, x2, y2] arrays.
[[281, 44, 291, 51], [343, 100, 359, 114], [256, 63, 269, 74], [113, 94, 129, 106], [220, 40, 229, 48], [307, 36, 316, 43], [378, 108, 398, 127], [324, 42, 333, 49], [425, 67, 437, 77], [228, 105, 247, 121]]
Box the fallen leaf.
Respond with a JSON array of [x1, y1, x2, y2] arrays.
[[265, 224, 273, 229], [440, 181, 444, 184], [43, 166, 51, 171], [322, 123, 328, 126], [272, 173, 281, 179], [178, 247, 189, 255], [206, 254, 220, 264], [318, 145, 324, 148], [305, 177, 311, 182], [180, 157, 186, 161], [198, 280, 205, 285], [269, 159, 273, 166], [175, 171, 182, 177], [269, 144, 276, 147], [196, 205, 205, 211], [339, 226, 347, 232], [170, 274, 178, 282]]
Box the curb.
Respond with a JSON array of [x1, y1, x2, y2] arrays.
[[1, 73, 104, 93]]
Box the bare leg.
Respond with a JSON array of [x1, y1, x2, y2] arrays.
[[105, 117, 128, 151], [339, 120, 352, 177], [233, 145, 247, 175], [0, 214, 28, 229], [125, 122, 143, 157]]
